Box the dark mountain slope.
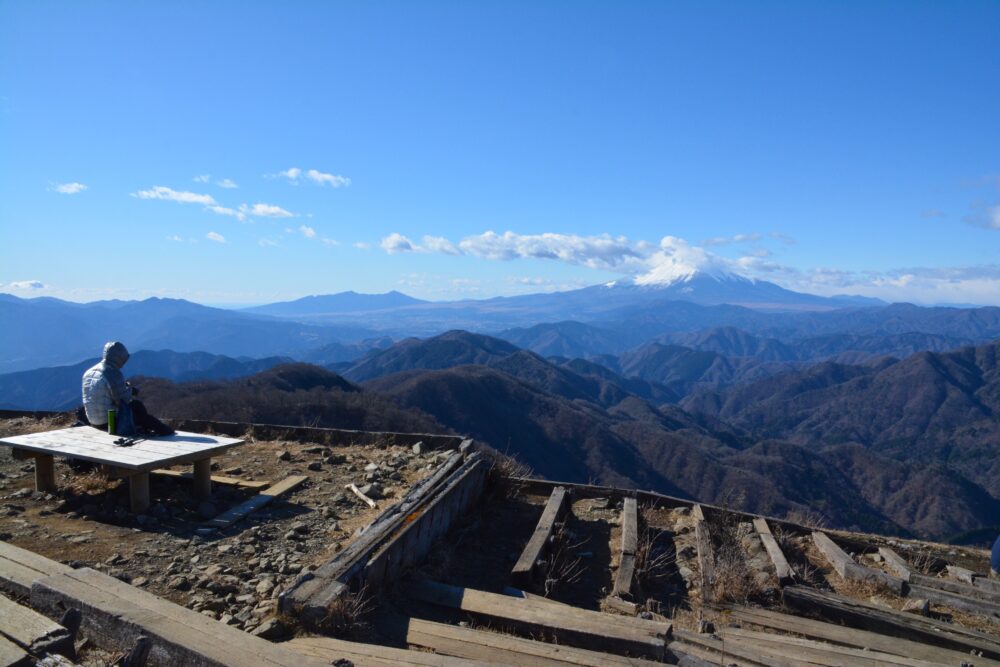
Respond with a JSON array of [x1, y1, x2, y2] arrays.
[[343, 331, 519, 382]]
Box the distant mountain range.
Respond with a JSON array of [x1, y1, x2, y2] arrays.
[[131, 331, 1000, 542]]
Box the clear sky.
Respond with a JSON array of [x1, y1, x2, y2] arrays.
[[1, 1, 998, 306]]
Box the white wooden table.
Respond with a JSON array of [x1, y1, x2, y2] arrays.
[[0, 426, 244, 513]]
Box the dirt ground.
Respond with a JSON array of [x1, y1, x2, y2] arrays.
[[0, 415, 451, 641]]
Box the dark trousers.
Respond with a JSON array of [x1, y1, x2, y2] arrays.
[[126, 399, 174, 436]]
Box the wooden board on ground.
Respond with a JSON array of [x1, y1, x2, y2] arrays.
[[403, 616, 665, 667], [752, 518, 794, 586], [202, 475, 308, 529], [0, 427, 243, 472], [694, 519, 715, 603], [511, 486, 569, 592], [0, 635, 31, 667], [30, 567, 334, 667], [286, 636, 493, 667], [0, 541, 74, 597], [811, 532, 905, 595], [782, 585, 1000, 660], [908, 582, 1000, 620], [671, 629, 808, 667], [877, 547, 913, 581], [610, 496, 638, 599], [720, 626, 945, 667], [152, 469, 269, 490], [724, 603, 1000, 667], [910, 571, 1000, 605], [0, 593, 73, 657], [407, 579, 669, 660]]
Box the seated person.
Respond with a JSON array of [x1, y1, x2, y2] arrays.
[[81, 341, 174, 437], [993, 534, 1000, 580]]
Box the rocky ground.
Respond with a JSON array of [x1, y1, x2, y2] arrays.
[[0, 415, 452, 640]]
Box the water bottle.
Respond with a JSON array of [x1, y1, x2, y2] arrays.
[[108, 409, 117, 435]]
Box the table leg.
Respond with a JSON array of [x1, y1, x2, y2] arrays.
[[34, 454, 57, 493], [130, 472, 151, 513], [193, 458, 212, 499]]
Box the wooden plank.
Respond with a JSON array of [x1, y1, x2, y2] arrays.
[[694, 519, 714, 603], [752, 518, 794, 586], [202, 475, 307, 529], [150, 469, 269, 490], [782, 585, 1000, 660], [0, 636, 31, 667], [30, 567, 332, 667], [878, 547, 913, 581], [911, 571, 1000, 603], [720, 627, 944, 667], [947, 564, 976, 583], [511, 486, 569, 591], [34, 454, 57, 493], [611, 497, 638, 599], [811, 532, 905, 595], [725, 604, 1000, 667], [286, 636, 490, 666], [0, 542, 73, 597], [0, 593, 73, 657], [672, 629, 810, 667], [403, 616, 665, 667], [908, 582, 1000, 620], [408, 579, 669, 659]]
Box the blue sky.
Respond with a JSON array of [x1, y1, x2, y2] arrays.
[[1, 1, 998, 305]]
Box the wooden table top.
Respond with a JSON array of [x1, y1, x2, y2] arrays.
[[0, 426, 244, 472]]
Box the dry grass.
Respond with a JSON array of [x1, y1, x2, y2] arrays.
[[785, 508, 829, 530], [64, 468, 120, 494], [635, 527, 676, 588], [541, 524, 586, 597], [318, 586, 374, 637], [487, 452, 533, 500]]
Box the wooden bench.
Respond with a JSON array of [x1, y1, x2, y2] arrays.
[[0, 426, 244, 512]]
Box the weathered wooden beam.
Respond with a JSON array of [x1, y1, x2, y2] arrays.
[[34, 454, 57, 493], [694, 519, 715, 603], [511, 486, 570, 592], [782, 585, 1000, 660], [403, 616, 665, 667], [908, 582, 1000, 621], [408, 579, 669, 660], [946, 564, 976, 584], [150, 469, 269, 490], [720, 627, 942, 667], [910, 571, 1000, 604], [0, 541, 73, 597], [30, 567, 334, 667], [286, 636, 489, 666], [691, 504, 706, 521], [192, 459, 212, 500], [346, 483, 378, 509], [0, 635, 31, 667], [610, 496, 638, 599], [671, 630, 800, 667], [811, 532, 905, 595], [202, 475, 307, 529], [878, 547, 913, 581], [752, 517, 794, 586], [0, 593, 73, 658], [129, 473, 150, 514], [725, 604, 1000, 667]]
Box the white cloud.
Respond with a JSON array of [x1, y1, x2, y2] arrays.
[[422, 235, 461, 255], [207, 205, 247, 222], [322, 238, 340, 246], [166, 235, 184, 242], [380, 233, 417, 254], [353, 241, 371, 250], [305, 169, 351, 188], [258, 238, 278, 247], [54, 182, 87, 195], [206, 231, 226, 243], [193, 174, 211, 183], [8, 280, 46, 290], [457, 231, 639, 270], [702, 233, 762, 246], [239, 203, 294, 218], [133, 186, 216, 206], [216, 178, 238, 189], [271, 166, 350, 188], [634, 236, 732, 285], [299, 225, 316, 238]]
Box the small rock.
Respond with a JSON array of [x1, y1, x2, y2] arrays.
[[277, 451, 291, 462], [697, 619, 715, 633], [224, 466, 243, 475], [168, 576, 191, 591], [412, 442, 424, 455], [902, 598, 930, 616], [364, 462, 379, 473], [256, 579, 276, 595], [307, 461, 322, 471], [250, 618, 289, 639]]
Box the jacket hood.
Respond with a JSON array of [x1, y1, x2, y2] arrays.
[[103, 341, 130, 368]]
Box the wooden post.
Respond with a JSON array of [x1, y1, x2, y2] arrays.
[[34, 454, 57, 493], [129, 473, 150, 513], [753, 518, 794, 586], [611, 497, 638, 599], [193, 459, 212, 499]]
